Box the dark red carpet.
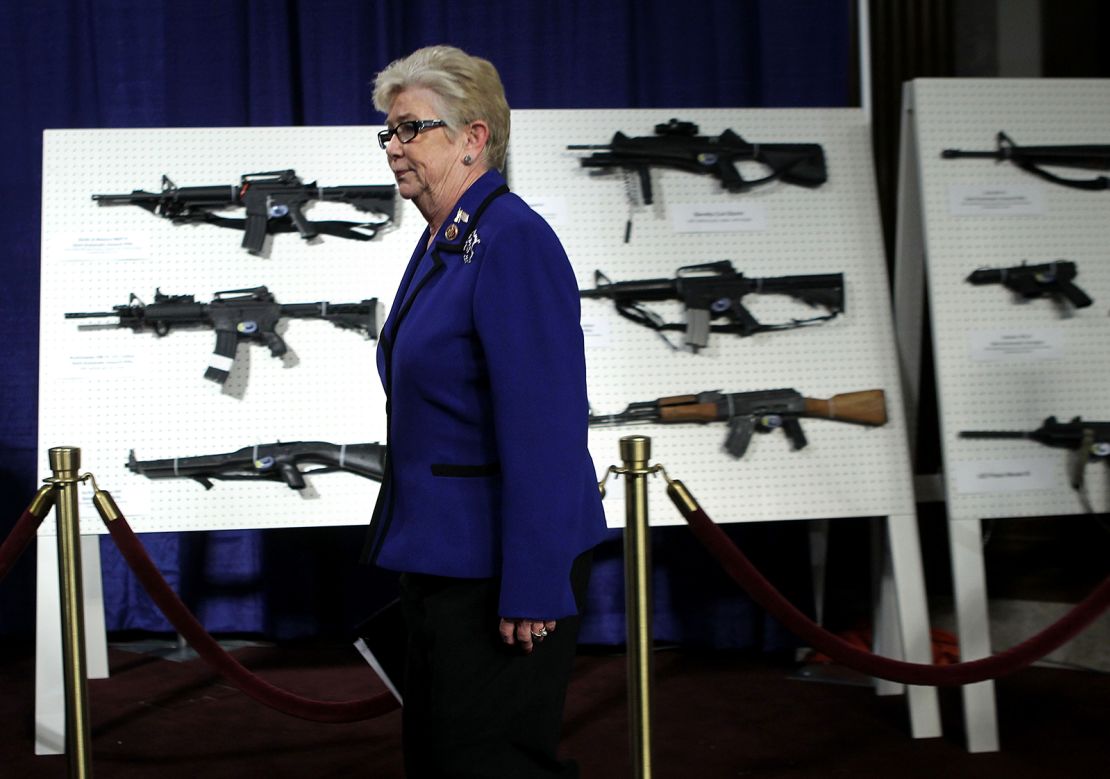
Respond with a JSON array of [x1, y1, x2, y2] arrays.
[[1, 640, 1106, 777]]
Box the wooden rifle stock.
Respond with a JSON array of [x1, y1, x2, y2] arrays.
[[803, 390, 887, 426]]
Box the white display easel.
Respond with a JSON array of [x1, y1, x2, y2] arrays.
[[894, 78, 1110, 752]]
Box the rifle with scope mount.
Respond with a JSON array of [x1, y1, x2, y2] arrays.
[[569, 119, 827, 239], [127, 441, 386, 490], [92, 170, 396, 254], [569, 118, 827, 204], [589, 388, 887, 458], [941, 132, 1110, 191], [66, 286, 381, 383], [579, 260, 844, 352]]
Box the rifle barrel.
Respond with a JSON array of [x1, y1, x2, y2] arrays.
[[940, 149, 1000, 159], [65, 311, 118, 319], [959, 430, 1030, 439]]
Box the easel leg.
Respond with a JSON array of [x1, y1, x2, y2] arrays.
[[948, 516, 999, 752], [885, 513, 942, 739]]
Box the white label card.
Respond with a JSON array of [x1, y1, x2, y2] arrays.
[[952, 458, 1058, 494], [53, 232, 151, 262], [580, 315, 613, 348], [947, 184, 1044, 216], [968, 328, 1063, 362], [670, 202, 767, 232]]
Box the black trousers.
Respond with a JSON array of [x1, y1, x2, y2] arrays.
[[398, 551, 593, 779]]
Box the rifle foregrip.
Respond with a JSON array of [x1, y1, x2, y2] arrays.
[[657, 395, 700, 407], [659, 402, 720, 423], [804, 390, 887, 426]]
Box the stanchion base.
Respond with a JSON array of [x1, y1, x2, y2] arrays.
[[110, 635, 272, 664], [790, 662, 873, 688]]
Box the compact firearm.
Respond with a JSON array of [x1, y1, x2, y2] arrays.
[[580, 261, 844, 352], [92, 170, 397, 254], [568, 118, 828, 205], [589, 388, 887, 458], [127, 441, 386, 490], [960, 416, 1110, 494], [941, 132, 1110, 191], [66, 286, 382, 383], [967, 260, 1092, 309]]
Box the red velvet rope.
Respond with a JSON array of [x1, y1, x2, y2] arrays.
[[0, 508, 48, 584], [104, 511, 399, 722], [670, 484, 1110, 687]]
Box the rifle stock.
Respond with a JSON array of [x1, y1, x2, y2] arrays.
[[804, 390, 887, 427]]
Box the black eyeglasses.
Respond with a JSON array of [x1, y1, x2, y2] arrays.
[[377, 119, 447, 149]]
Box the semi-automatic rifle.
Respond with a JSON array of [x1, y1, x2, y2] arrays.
[[941, 132, 1110, 191], [92, 170, 396, 254], [589, 388, 887, 458], [961, 416, 1110, 491], [579, 261, 844, 352], [66, 286, 381, 383], [967, 260, 1092, 309], [568, 118, 827, 205], [127, 441, 386, 490]]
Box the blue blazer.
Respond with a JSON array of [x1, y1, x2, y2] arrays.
[[362, 170, 606, 620]]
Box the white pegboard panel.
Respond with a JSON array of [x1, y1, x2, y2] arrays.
[[38, 126, 427, 535], [508, 109, 917, 526], [905, 79, 1110, 519]]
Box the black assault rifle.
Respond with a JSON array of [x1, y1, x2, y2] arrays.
[[66, 286, 382, 383], [589, 388, 887, 458], [967, 260, 1093, 309], [941, 132, 1110, 191], [93, 170, 397, 254], [960, 416, 1110, 492], [580, 261, 844, 352], [569, 118, 828, 205], [127, 441, 386, 490]]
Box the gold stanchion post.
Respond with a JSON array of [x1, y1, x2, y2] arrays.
[[619, 435, 654, 779], [47, 446, 93, 778]]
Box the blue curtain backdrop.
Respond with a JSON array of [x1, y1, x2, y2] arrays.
[[0, 0, 852, 643]]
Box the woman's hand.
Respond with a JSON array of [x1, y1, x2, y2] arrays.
[[499, 617, 557, 655]]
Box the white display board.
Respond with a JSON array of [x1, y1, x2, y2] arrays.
[[903, 79, 1110, 520], [41, 113, 919, 534], [511, 109, 918, 526], [895, 78, 1110, 753], [38, 126, 424, 535]]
